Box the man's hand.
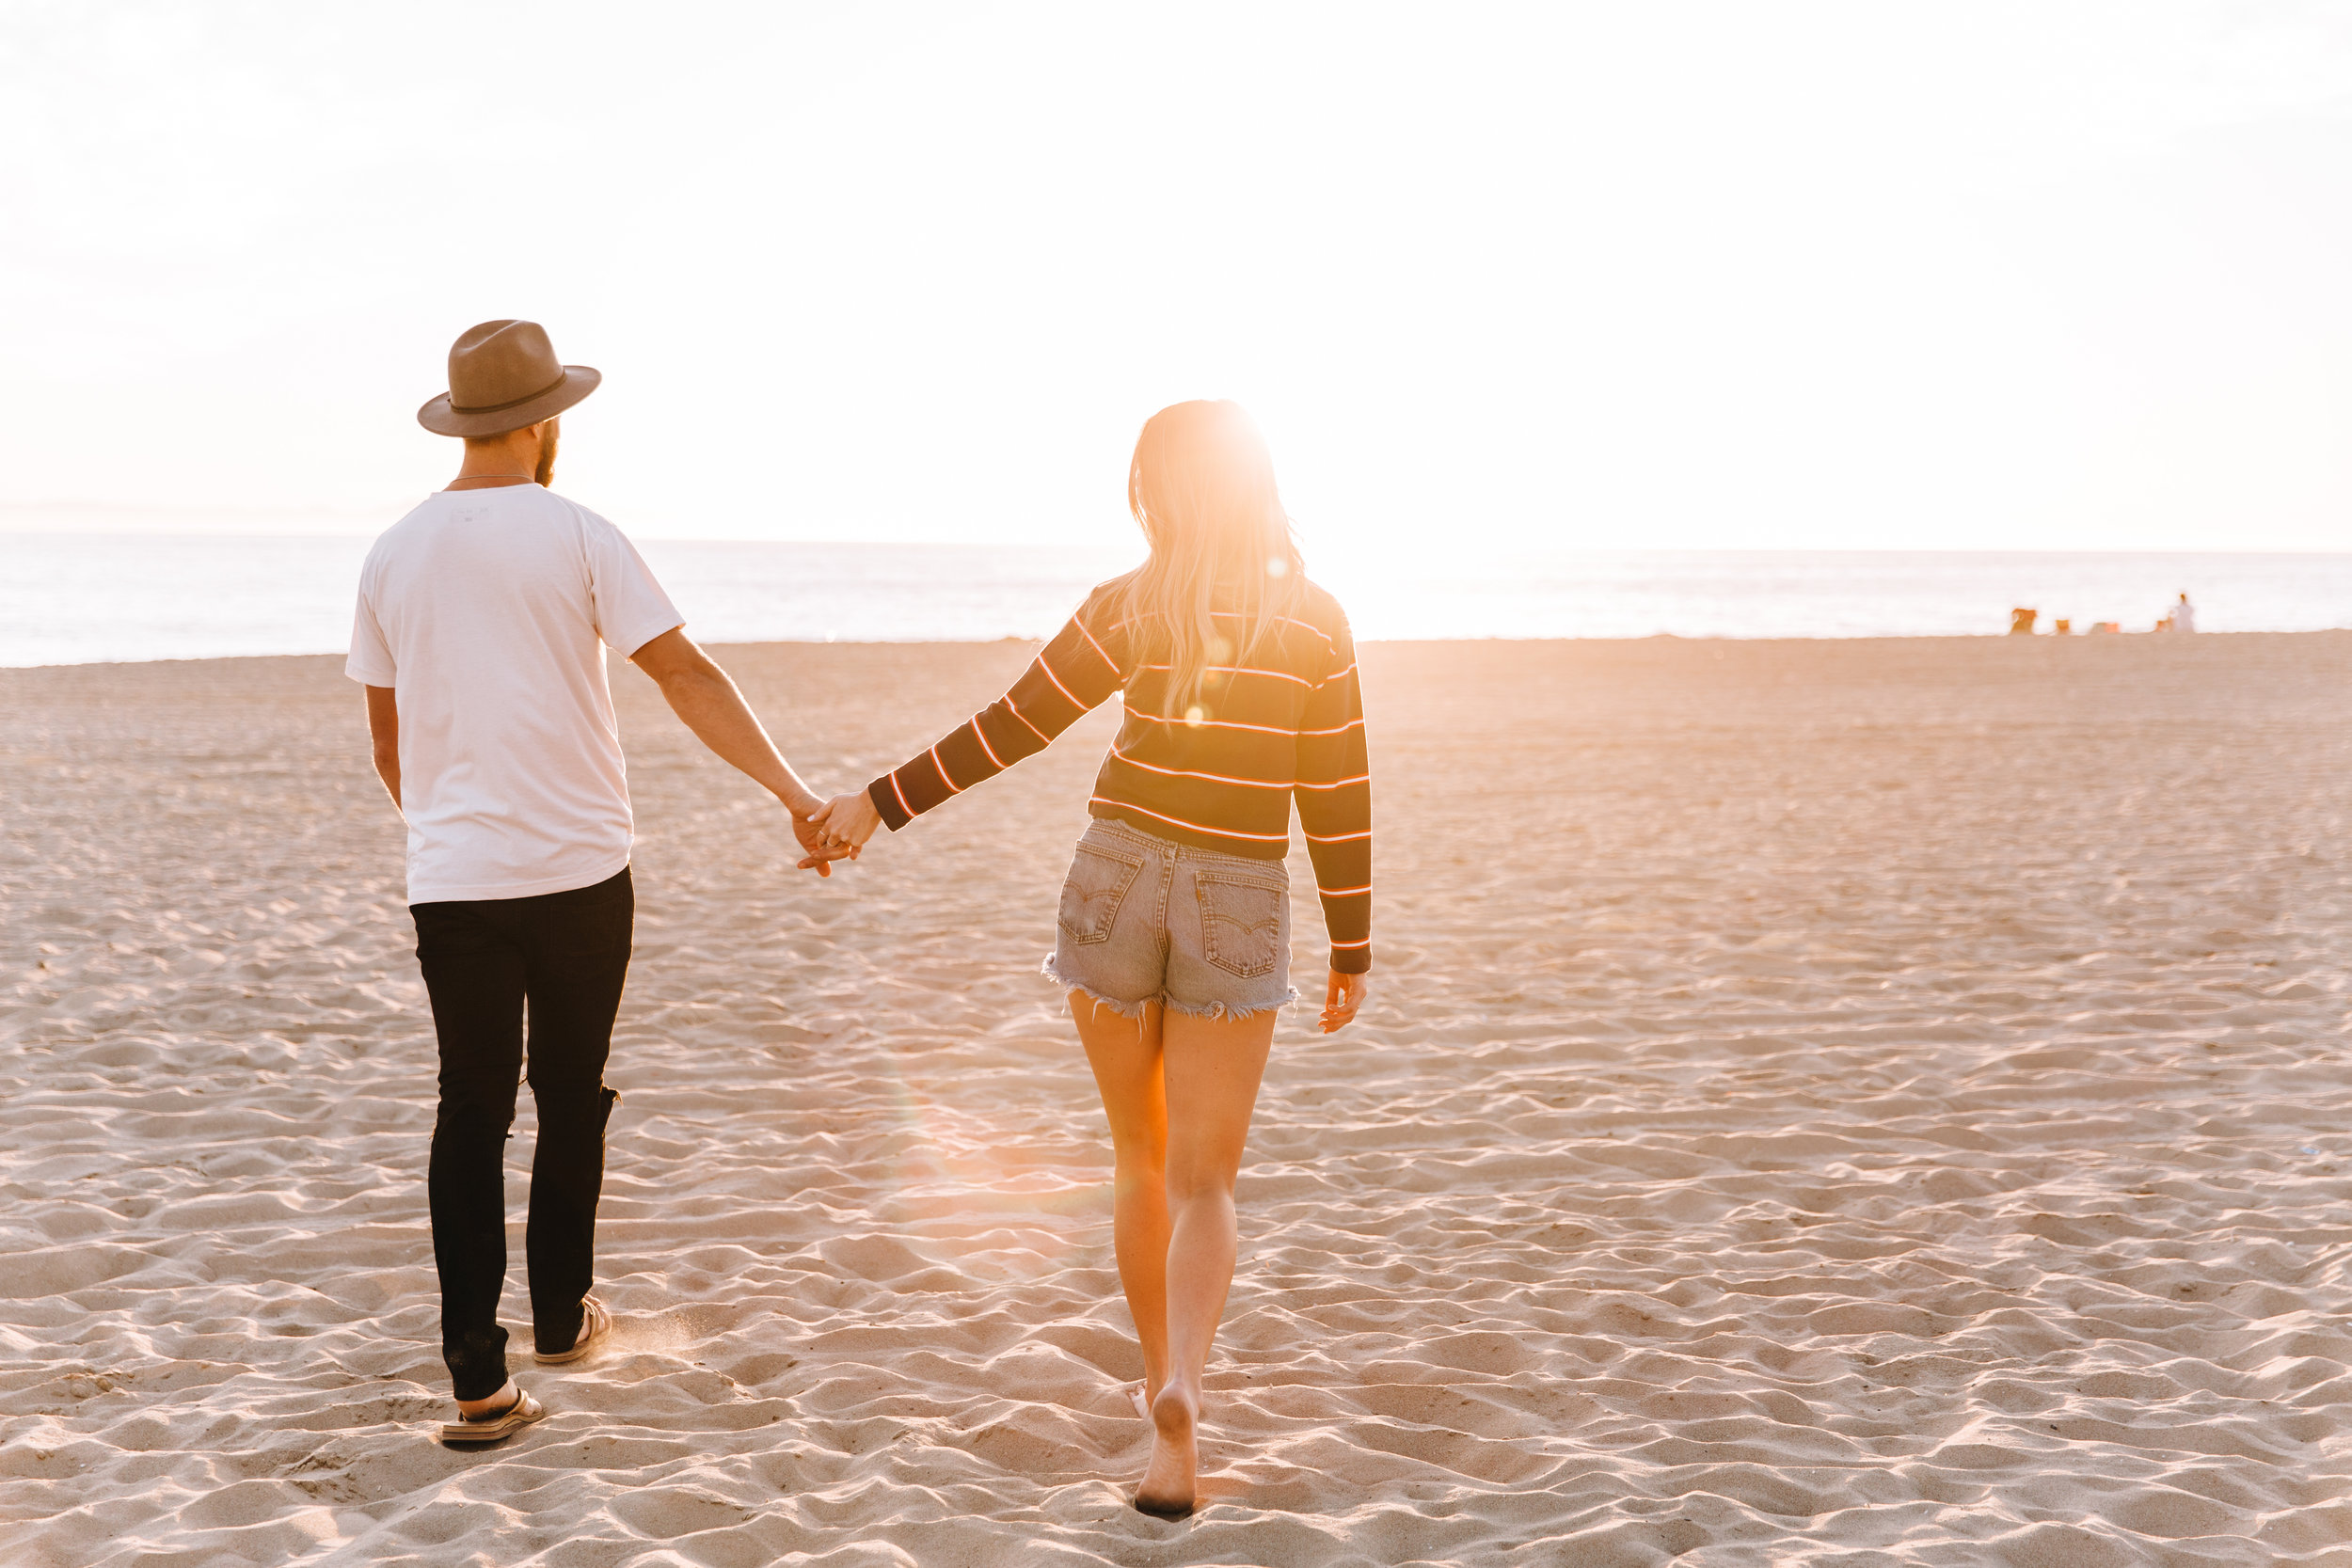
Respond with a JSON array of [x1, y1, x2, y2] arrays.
[[788, 809, 856, 876], [808, 790, 884, 856], [1319, 969, 1368, 1033]]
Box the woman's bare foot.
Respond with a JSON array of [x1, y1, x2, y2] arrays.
[[1133, 1384, 1199, 1518]]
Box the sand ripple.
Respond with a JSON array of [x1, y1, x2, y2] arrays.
[[3, 636, 2350, 1564]]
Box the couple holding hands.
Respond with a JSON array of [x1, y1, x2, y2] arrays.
[[350, 320, 1373, 1516]]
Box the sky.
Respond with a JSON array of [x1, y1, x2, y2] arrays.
[[5, 1, 2352, 562]]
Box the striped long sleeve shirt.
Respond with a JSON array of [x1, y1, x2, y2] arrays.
[[866, 578, 1373, 974]]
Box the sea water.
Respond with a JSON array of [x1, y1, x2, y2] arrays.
[[7, 533, 2352, 667]]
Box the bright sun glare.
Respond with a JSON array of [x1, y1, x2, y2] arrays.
[[4, 3, 2352, 578]]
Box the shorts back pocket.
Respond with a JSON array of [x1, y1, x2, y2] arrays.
[[1195, 873, 1285, 978], [1057, 843, 1145, 944]]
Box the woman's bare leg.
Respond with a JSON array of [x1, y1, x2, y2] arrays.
[[1073, 995, 1172, 1403], [1135, 1006, 1275, 1513]]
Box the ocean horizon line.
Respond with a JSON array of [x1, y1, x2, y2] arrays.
[[10, 535, 2352, 668], [15, 625, 2352, 677]]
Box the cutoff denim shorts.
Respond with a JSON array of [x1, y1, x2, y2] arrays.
[[1042, 816, 1298, 1021]]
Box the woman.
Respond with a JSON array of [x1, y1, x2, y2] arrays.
[[811, 400, 1372, 1517]]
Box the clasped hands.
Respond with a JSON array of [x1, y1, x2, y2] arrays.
[[785, 788, 884, 875]]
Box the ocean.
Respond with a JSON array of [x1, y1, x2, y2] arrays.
[[8, 533, 2352, 667]]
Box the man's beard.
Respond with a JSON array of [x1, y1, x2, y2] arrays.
[[534, 423, 559, 486]]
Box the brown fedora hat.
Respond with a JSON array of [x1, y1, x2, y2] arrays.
[[417, 320, 601, 436]]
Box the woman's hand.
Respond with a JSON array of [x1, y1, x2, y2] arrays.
[[809, 790, 883, 855], [1319, 969, 1368, 1033]]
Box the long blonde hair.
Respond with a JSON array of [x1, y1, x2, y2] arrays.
[[1115, 401, 1306, 719]]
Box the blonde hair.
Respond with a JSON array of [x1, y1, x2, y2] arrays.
[[1114, 401, 1306, 718]]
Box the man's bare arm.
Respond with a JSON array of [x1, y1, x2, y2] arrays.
[[365, 685, 401, 812], [627, 628, 847, 872]]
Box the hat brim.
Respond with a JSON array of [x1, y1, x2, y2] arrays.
[[417, 365, 601, 437]]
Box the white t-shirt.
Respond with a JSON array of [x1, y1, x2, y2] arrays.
[[346, 484, 683, 904]]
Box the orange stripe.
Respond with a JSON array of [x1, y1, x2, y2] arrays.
[[1136, 662, 1312, 689], [889, 771, 914, 818], [1319, 885, 1372, 896], [971, 721, 1006, 769], [1073, 617, 1120, 673], [1213, 610, 1336, 650], [1122, 708, 1295, 736], [1089, 797, 1292, 842], [1305, 828, 1371, 843], [1037, 652, 1086, 706], [930, 745, 961, 794], [1111, 750, 1293, 789], [1115, 608, 1332, 645], [1330, 938, 1371, 948], [1295, 775, 1370, 790], [1299, 719, 1365, 736], [1315, 661, 1358, 688], [1006, 695, 1052, 743]]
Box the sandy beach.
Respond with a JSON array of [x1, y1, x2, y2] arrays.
[[4, 632, 2350, 1565]]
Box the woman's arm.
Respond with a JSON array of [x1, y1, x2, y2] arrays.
[[1294, 612, 1372, 989], [814, 603, 1124, 849]]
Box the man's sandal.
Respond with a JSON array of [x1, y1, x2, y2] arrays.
[[437, 1388, 546, 1445], [533, 1294, 612, 1365]]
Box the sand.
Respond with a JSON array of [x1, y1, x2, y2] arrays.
[[3, 632, 2350, 1566]]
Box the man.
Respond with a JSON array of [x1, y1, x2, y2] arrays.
[[348, 320, 842, 1444]]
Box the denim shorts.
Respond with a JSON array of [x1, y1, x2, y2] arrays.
[[1042, 816, 1297, 1021]]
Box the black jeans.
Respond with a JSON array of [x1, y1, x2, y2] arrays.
[[412, 866, 632, 1400]]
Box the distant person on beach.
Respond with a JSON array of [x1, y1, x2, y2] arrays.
[[809, 400, 1373, 1517], [348, 320, 847, 1446], [2171, 593, 2197, 632]]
